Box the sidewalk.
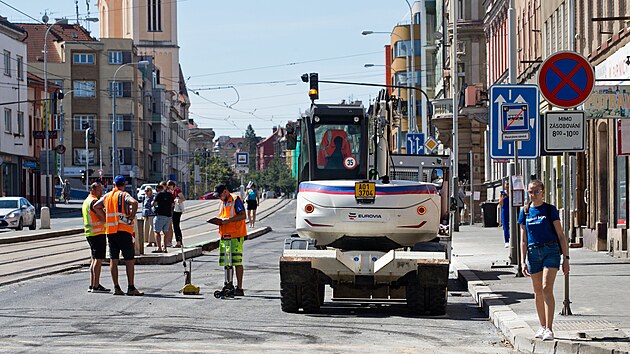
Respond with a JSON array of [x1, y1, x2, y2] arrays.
[[452, 225, 630, 354]]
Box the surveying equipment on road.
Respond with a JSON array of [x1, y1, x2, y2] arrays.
[[180, 240, 200, 295], [214, 234, 235, 299]]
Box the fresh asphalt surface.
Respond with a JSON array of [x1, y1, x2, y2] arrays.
[[0, 201, 511, 353]]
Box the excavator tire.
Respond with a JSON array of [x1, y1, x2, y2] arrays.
[[318, 283, 325, 306], [300, 282, 320, 313], [405, 277, 425, 315], [280, 282, 300, 313], [406, 275, 448, 316]]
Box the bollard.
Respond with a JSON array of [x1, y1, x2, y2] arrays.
[[134, 217, 144, 256], [40, 207, 51, 229]]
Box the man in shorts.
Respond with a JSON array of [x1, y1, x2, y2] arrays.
[[94, 175, 143, 296], [82, 183, 110, 293], [151, 183, 174, 253], [210, 184, 247, 296]]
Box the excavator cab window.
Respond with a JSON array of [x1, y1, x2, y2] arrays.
[[315, 126, 360, 172]]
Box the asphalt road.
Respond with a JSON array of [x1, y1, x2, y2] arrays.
[[0, 201, 511, 353]]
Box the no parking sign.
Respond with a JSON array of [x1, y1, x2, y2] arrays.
[[538, 51, 595, 108]]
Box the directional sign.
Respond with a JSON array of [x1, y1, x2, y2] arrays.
[[543, 111, 585, 154], [236, 152, 248, 165], [538, 51, 595, 108], [489, 84, 540, 159], [406, 133, 424, 155]]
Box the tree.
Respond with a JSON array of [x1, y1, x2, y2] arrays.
[[262, 158, 296, 195], [242, 124, 259, 171]]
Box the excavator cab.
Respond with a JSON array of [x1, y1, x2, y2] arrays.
[[297, 104, 367, 183]]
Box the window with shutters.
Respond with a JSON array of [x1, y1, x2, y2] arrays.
[[109, 114, 131, 132], [73, 148, 97, 165], [73, 53, 95, 64], [108, 51, 132, 64], [3, 50, 10, 76], [110, 81, 132, 97], [4, 108, 11, 133], [147, 0, 162, 32], [73, 115, 96, 131], [16, 55, 23, 81]]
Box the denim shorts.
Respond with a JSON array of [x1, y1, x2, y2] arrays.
[[153, 215, 171, 233], [527, 242, 561, 274]]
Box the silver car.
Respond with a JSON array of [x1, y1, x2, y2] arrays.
[[0, 197, 37, 231]]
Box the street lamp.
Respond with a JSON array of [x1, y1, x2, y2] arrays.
[[43, 18, 68, 208], [111, 61, 149, 179], [43, 16, 98, 206]]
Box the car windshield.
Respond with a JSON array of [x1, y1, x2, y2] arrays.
[[0, 200, 18, 209]]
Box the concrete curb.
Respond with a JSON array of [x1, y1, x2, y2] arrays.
[[0, 228, 84, 245], [135, 226, 273, 265], [452, 259, 623, 354]]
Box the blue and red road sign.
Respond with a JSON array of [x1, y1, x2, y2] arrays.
[[538, 51, 595, 108]]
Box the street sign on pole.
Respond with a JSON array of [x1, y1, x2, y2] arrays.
[[424, 136, 438, 154], [489, 84, 540, 159], [542, 111, 586, 154], [236, 152, 248, 165], [406, 133, 424, 155], [538, 51, 595, 108]]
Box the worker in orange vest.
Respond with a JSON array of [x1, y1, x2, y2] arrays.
[[82, 182, 109, 293], [94, 175, 143, 296], [209, 184, 247, 296]]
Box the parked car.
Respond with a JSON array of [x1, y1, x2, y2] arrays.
[[199, 192, 218, 200], [0, 197, 36, 231], [137, 183, 159, 203]]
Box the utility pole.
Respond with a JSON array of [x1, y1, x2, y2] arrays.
[[451, 0, 460, 232], [85, 127, 89, 191]]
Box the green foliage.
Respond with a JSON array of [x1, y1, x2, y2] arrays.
[[242, 124, 259, 171], [189, 155, 238, 196], [247, 157, 296, 195]]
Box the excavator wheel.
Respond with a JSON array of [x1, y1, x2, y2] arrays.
[[280, 282, 300, 313]]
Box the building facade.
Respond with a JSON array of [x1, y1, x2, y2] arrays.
[[0, 18, 28, 198]]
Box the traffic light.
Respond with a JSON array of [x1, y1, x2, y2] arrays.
[[80, 169, 86, 182], [88, 129, 96, 144], [82, 121, 89, 130], [51, 91, 58, 115], [308, 72, 319, 101], [286, 122, 296, 150]]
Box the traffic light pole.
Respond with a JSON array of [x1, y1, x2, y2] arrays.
[[85, 128, 90, 191]]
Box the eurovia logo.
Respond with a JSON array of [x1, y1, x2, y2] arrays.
[[348, 212, 382, 220]]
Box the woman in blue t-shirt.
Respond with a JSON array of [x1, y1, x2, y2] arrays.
[[518, 180, 570, 342]]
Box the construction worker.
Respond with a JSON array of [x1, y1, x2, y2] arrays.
[[211, 184, 247, 296], [82, 182, 110, 293], [94, 175, 143, 296]]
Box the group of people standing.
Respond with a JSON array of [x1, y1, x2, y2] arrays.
[[499, 179, 570, 341], [141, 180, 185, 253], [82, 176, 143, 296], [81, 177, 186, 296]]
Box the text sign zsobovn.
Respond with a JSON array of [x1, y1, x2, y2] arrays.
[[543, 111, 585, 153]]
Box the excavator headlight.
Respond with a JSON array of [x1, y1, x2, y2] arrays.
[[305, 204, 315, 213], [417, 205, 427, 215]]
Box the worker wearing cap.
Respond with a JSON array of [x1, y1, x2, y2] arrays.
[[212, 184, 247, 296], [94, 175, 143, 296]]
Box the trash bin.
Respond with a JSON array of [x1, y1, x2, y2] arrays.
[[480, 201, 499, 227]]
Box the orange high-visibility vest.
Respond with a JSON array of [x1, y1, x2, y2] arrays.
[[218, 193, 247, 239], [82, 194, 105, 236], [104, 189, 135, 235]]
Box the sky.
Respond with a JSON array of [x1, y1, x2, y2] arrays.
[[4, 0, 411, 139]]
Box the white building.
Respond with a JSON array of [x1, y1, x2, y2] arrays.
[[0, 17, 28, 197]]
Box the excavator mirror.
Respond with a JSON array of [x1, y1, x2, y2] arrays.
[[430, 169, 444, 190]]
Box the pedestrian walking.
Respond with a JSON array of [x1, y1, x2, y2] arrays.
[[246, 182, 259, 228], [142, 187, 156, 247], [151, 183, 174, 253], [208, 184, 247, 296], [168, 180, 185, 248], [519, 179, 570, 341], [499, 181, 510, 248], [94, 175, 144, 296], [161, 181, 174, 247], [82, 182, 110, 293], [62, 179, 71, 204]]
